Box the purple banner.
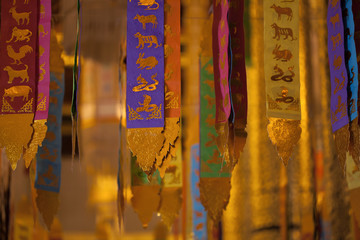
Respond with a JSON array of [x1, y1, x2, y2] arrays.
[[126, 0, 164, 128], [328, 0, 349, 132]]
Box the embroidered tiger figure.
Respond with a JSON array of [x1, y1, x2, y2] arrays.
[[134, 32, 162, 49], [271, 23, 297, 41]]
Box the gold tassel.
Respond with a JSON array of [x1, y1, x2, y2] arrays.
[[199, 178, 231, 222], [23, 120, 48, 168], [127, 128, 165, 172], [349, 118, 360, 168], [0, 114, 34, 170], [267, 118, 301, 166], [334, 124, 350, 175]]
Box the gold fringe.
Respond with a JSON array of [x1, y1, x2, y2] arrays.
[[215, 122, 231, 166], [349, 118, 360, 168], [334, 124, 350, 175], [155, 118, 180, 174], [131, 185, 161, 228], [127, 128, 165, 172], [267, 118, 301, 166], [158, 187, 182, 228], [36, 189, 60, 230], [199, 177, 231, 222], [0, 114, 34, 170], [23, 120, 48, 168]]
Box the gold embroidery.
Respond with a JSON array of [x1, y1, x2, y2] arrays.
[[39, 45, 45, 57], [220, 20, 225, 31], [275, 87, 294, 103], [6, 27, 32, 43], [271, 65, 295, 82], [40, 4, 45, 19], [270, 4, 293, 21], [272, 44, 293, 62], [4, 85, 32, 101], [220, 35, 226, 48], [36, 94, 47, 111], [334, 72, 345, 94], [1, 98, 15, 113], [164, 44, 173, 58], [165, 64, 174, 81], [164, 3, 172, 13], [204, 79, 214, 90], [331, 33, 343, 50], [136, 94, 158, 112], [333, 54, 342, 70], [205, 64, 214, 74], [132, 73, 158, 92], [134, 32, 162, 49], [271, 23, 297, 41], [39, 146, 58, 162], [38, 24, 48, 37], [147, 104, 162, 119], [335, 95, 347, 119], [204, 94, 215, 108], [3, 65, 29, 83], [330, 0, 339, 9], [137, 0, 159, 10], [165, 97, 178, 109], [220, 52, 226, 69], [285, 98, 300, 111], [18, 98, 33, 112], [164, 24, 173, 37], [128, 105, 144, 120], [205, 114, 215, 127], [205, 132, 217, 147], [39, 63, 46, 81], [267, 95, 282, 110], [330, 13, 340, 29], [133, 14, 158, 29], [136, 53, 158, 70], [7, 45, 33, 65], [37, 166, 59, 187], [9, 7, 31, 25]]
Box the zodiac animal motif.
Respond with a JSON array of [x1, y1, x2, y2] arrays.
[[39, 146, 57, 162], [38, 24, 48, 37], [272, 44, 293, 62], [275, 87, 294, 103], [136, 94, 158, 112], [164, 44, 173, 58], [39, 63, 46, 81], [132, 73, 159, 92], [271, 23, 297, 40], [331, 33, 342, 50], [164, 24, 173, 37], [330, 14, 340, 30], [137, 0, 159, 10], [335, 95, 346, 118], [333, 55, 342, 70], [3, 85, 32, 101], [134, 32, 161, 49], [9, 7, 31, 25], [6, 27, 32, 43], [330, 0, 339, 9], [133, 14, 158, 29], [39, 46, 45, 57], [333, 72, 345, 94], [136, 53, 158, 70], [3, 65, 29, 83], [204, 95, 215, 108], [271, 65, 295, 82], [6, 45, 33, 64], [40, 4, 45, 19], [270, 4, 293, 21]]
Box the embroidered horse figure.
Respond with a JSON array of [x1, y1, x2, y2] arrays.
[[6, 27, 32, 43], [270, 4, 293, 21], [133, 14, 158, 29], [271, 23, 297, 40], [9, 7, 31, 25], [134, 32, 161, 49], [137, 0, 159, 10]]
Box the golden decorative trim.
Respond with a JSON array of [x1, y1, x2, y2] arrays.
[[267, 118, 301, 166], [349, 118, 360, 168], [0, 114, 34, 170], [334, 124, 350, 175], [18, 98, 34, 113], [127, 128, 165, 172], [131, 185, 160, 228], [23, 119, 48, 168], [155, 118, 180, 175], [199, 177, 231, 222], [158, 187, 182, 228], [36, 189, 60, 229]]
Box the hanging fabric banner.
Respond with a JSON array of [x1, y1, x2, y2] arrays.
[[34, 29, 64, 229], [327, 0, 350, 172], [353, 0, 360, 125], [190, 144, 207, 240], [130, 154, 161, 228], [155, 0, 181, 173], [229, 0, 248, 163], [342, 0, 360, 167], [127, 0, 165, 173], [24, 0, 51, 167], [264, 0, 301, 165], [0, 0, 38, 170], [213, 0, 231, 164]]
